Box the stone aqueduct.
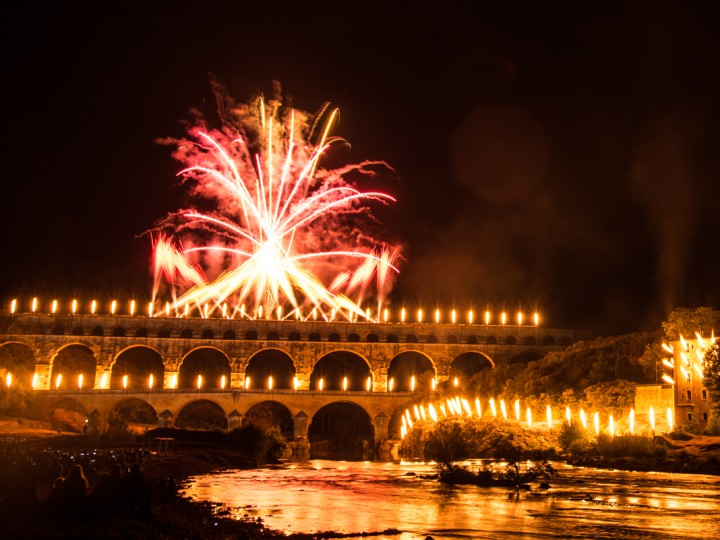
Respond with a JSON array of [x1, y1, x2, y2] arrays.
[[0, 313, 574, 454]]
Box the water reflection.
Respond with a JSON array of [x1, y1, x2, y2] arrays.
[[183, 461, 720, 539]]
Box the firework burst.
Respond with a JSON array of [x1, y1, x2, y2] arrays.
[[151, 84, 400, 320]]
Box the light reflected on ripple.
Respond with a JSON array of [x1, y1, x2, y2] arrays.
[[183, 461, 720, 540]]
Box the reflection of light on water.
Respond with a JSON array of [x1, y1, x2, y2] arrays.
[[183, 461, 720, 538]]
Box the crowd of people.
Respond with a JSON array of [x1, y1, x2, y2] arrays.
[[0, 444, 176, 523]]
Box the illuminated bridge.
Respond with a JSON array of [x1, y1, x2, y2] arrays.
[[0, 312, 574, 458]]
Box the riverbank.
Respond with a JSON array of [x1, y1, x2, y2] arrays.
[[1, 430, 401, 539]]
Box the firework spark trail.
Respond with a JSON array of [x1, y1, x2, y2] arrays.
[[151, 87, 400, 320]]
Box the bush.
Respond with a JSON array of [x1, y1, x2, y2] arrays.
[[596, 434, 658, 458], [227, 424, 287, 465], [558, 422, 589, 453]]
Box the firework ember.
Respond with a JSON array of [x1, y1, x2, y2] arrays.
[[150, 84, 400, 320]]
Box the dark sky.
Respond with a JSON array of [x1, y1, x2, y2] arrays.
[[3, 1, 720, 335]]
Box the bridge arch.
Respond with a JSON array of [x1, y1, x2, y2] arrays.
[[0, 341, 36, 387], [245, 349, 296, 390], [179, 347, 231, 389], [51, 343, 97, 390], [111, 345, 164, 390], [108, 398, 158, 432], [387, 351, 436, 392], [449, 352, 494, 389], [310, 350, 371, 391], [308, 401, 373, 460], [176, 399, 228, 430], [242, 400, 294, 439], [47, 397, 87, 433]]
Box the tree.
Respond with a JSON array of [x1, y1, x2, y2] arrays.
[[704, 342, 720, 413], [583, 379, 636, 415], [662, 307, 720, 341]]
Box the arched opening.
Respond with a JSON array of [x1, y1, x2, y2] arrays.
[[288, 331, 301, 341], [111, 346, 164, 390], [387, 352, 435, 392], [51, 344, 97, 390], [112, 327, 126, 337], [388, 406, 406, 439], [426, 334, 438, 343], [242, 401, 293, 439], [109, 399, 158, 434], [179, 347, 231, 389], [308, 332, 321, 342], [245, 349, 296, 389], [386, 334, 398, 343], [486, 336, 498, 345], [467, 335, 478, 344], [91, 326, 104, 337], [48, 398, 86, 433], [366, 333, 379, 343], [158, 327, 171, 338], [347, 333, 360, 342], [446, 335, 458, 344], [310, 351, 371, 391], [449, 352, 494, 389], [328, 332, 341, 342], [201, 329, 215, 340], [71, 326, 84, 336], [405, 334, 418, 343], [223, 330, 236, 340], [245, 330, 258, 340], [176, 400, 227, 430], [135, 327, 148, 338], [267, 331, 279, 341], [180, 329, 193, 339], [52, 325, 65, 336], [506, 336, 518, 345], [0, 342, 36, 387], [308, 402, 373, 460]]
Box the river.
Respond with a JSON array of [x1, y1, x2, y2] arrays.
[[183, 460, 720, 539]]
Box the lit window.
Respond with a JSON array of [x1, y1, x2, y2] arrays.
[[687, 413, 693, 422], [702, 389, 708, 400], [686, 390, 692, 401], [703, 412, 708, 421]]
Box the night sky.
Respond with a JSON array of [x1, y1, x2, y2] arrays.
[[3, 1, 720, 335]]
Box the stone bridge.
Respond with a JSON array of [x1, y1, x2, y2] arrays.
[[1, 312, 575, 457]]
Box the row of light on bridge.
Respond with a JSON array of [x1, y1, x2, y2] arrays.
[[7, 298, 541, 326], [400, 398, 675, 438], [6, 372, 450, 392]]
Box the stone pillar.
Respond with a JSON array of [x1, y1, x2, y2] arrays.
[[230, 372, 244, 389], [86, 409, 102, 436], [293, 411, 308, 439], [158, 409, 174, 428], [95, 368, 111, 389], [228, 409, 243, 430], [32, 363, 51, 390], [373, 412, 389, 444], [164, 371, 178, 389]]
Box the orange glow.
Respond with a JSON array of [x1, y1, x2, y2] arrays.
[[629, 408, 635, 434], [501, 311, 507, 325], [366, 376, 371, 392], [5, 373, 11, 388], [221, 375, 226, 389], [245, 376, 251, 390], [580, 408, 587, 429], [293, 377, 299, 390], [500, 399, 508, 420], [268, 375, 273, 390], [410, 375, 416, 392], [514, 399, 520, 421], [475, 398, 482, 417], [517, 311, 523, 325], [468, 309, 474, 324], [148, 302, 154, 316], [55, 374, 62, 389], [10, 299, 17, 314], [388, 377, 394, 392], [546, 405, 552, 428], [197, 374, 203, 389], [318, 378, 324, 391], [609, 414, 615, 438], [31, 297, 38, 313], [91, 300, 97, 314], [77, 373, 83, 390], [383, 308, 389, 323], [32, 373, 38, 390], [565, 406, 571, 425], [130, 300, 136, 315], [593, 411, 600, 436], [451, 309, 457, 324], [649, 406, 655, 431], [453, 376, 459, 387], [484, 310, 490, 325], [533, 312, 539, 326], [71, 299, 77, 314], [111, 300, 117, 315], [431, 377, 437, 391], [489, 398, 497, 417], [123, 375, 128, 389], [342, 376, 348, 391], [149, 374, 155, 390], [526, 407, 532, 428], [51, 299, 58, 314]]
